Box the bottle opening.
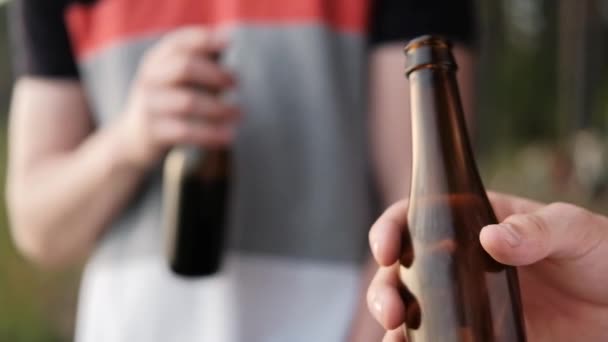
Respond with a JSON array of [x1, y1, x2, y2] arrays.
[[404, 35, 457, 77], [404, 35, 452, 51]]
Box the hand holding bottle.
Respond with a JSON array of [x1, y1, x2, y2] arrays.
[[367, 192, 608, 342], [116, 27, 240, 170]]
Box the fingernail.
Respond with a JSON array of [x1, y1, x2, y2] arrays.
[[496, 223, 522, 247]]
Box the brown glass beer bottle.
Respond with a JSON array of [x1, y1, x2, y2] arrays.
[[163, 146, 230, 277], [400, 35, 527, 341], [163, 53, 231, 277]]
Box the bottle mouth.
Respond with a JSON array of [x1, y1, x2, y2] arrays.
[[404, 35, 456, 77], [404, 35, 451, 51]]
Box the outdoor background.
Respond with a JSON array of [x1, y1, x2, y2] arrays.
[[2, 0, 608, 341]]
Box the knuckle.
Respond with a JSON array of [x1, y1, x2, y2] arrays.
[[175, 94, 198, 115], [136, 62, 153, 83], [176, 57, 196, 78], [209, 100, 226, 114], [524, 213, 548, 236], [367, 271, 383, 303], [366, 284, 375, 306], [137, 51, 165, 83], [547, 201, 577, 213], [546, 201, 589, 226], [178, 26, 209, 39], [142, 44, 165, 67], [160, 28, 189, 46], [190, 27, 210, 44], [171, 125, 191, 142], [506, 213, 547, 236], [140, 49, 157, 66]]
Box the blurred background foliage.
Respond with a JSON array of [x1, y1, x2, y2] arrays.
[[2, 0, 608, 341], [477, 0, 608, 214]]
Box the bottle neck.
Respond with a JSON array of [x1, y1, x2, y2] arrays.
[[408, 67, 485, 198]]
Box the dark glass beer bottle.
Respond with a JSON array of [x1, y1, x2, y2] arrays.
[[163, 54, 230, 277], [163, 146, 230, 277], [400, 35, 527, 341]]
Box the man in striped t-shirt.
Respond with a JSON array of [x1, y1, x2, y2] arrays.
[[7, 0, 476, 340]]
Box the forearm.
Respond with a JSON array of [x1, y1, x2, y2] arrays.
[[7, 122, 145, 267]]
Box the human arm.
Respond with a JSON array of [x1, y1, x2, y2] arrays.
[[7, 78, 142, 267], [6, 27, 239, 268]]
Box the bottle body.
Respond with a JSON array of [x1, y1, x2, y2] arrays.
[[402, 36, 526, 341], [163, 50, 231, 277], [164, 147, 230, 277]]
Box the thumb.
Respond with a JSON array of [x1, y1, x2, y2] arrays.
[[479, 202, 608, 266]]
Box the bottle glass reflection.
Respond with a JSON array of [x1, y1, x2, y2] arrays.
[[401, 35, 527, 342]]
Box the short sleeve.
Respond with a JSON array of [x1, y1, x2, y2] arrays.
[[369, 0, 478, 47], [8, 0, 79, 78]]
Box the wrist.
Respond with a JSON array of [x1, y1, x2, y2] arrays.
[[103, 120, 152, 176]]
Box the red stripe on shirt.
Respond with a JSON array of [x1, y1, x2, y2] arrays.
[[65, 0, 370, 60]]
